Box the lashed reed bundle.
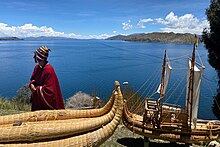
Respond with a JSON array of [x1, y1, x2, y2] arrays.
[[0, 91, 115, 125], [0, 91, 117, 142], [0, 81, 123, 147]]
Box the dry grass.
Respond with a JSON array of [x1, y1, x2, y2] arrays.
[[122, 87, 145, 115], [65, 91, 103, 109], [0, 109, 25, 116]]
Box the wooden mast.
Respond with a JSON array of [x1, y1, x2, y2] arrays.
[[156, 50, 167, 127], [159, 49, 166, 101], [186, 35, 197, 129]]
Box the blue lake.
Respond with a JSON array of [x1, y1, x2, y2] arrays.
[[0, 39, 218, 119]]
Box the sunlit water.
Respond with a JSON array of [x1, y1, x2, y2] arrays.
[[0, 39, 217, 119]]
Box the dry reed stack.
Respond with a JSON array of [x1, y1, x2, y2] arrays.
[[0, 81, 123, 147], [0, 92, 115, 125]]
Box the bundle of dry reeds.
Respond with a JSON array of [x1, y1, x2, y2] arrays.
[[0, 81, 123, 147]]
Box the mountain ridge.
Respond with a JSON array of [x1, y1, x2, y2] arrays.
[[106, 32, 199, 44], [0, 37, 23, 41]]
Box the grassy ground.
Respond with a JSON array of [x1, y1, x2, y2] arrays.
[[100, 124, 199, 147], [101, 124, 144, 147], [0, 109, 25, 116]]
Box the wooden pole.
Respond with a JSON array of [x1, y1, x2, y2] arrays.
[[159, 50, 166, 100], [189, 40, 196, 129], [187, 35, 197, 129]]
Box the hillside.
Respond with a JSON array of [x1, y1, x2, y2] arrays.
[[0, 37, 23, 41], [106, 32, 198, 44]]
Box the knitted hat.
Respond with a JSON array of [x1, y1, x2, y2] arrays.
[[35, 46, 50, 62]]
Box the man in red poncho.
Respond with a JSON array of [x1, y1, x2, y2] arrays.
[[29, 46, 65, 111]]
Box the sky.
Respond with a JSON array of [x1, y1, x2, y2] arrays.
[[0, 0, 210, 39]]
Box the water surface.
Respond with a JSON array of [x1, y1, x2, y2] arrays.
[[0, 40, 217, 119]]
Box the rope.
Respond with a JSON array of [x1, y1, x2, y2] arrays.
[[169, 55, 188, 62], [149, 91, 158, 98], [203, 77, 220, 112], [126, 68, 160, 102], [130, 54, 187, 114], [174, 82, 187, 105], [166, 53, 172, 68], [129, 70, 161, 112], [131, 81, 158, 113], [171, 68, 187, 70], [203, 74, 218, 83], [196, 50, 204, 67], [133, 98, 145, 114], [143, 70, 161, 97], [164, 75, 186, 103], [165, 75, 184, 96]]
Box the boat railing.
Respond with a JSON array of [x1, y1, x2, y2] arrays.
[[159, 103, 189, 130], [143, 97, 160, 128]]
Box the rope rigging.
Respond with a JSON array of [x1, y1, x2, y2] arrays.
[[124, 49, 210, 117], [164, 74, 186, 103], [129, 69, 161, 112], [203, 76, 220, 112], [126, 52, 190, 112], [125, 67, 161, 102]]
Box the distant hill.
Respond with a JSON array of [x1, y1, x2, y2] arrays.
[[23, 36, 77, 40], [0, 37, 23, 41], [106, 32, 199, 44]]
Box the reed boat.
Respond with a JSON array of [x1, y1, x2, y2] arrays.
[[0, 89, 115, 125], [122, 35, 220, 145], [0, 81, 123, 147]]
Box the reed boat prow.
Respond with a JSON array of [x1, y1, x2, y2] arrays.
[[0, 86, 116, 125], [0, 81, 124, 147]]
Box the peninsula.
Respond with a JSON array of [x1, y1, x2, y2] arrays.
[[106, 32, 199, 44], [0, 37, 23, 41]]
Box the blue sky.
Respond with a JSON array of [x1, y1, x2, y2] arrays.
[[0, 0, 210, 39]]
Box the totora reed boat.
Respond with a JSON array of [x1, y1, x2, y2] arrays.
[[0, 81, 123, 147], [122, 35, 220, 145]]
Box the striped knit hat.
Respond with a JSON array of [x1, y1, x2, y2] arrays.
[[35, 46, 50, 62]]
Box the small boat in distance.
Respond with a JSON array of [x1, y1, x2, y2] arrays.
[[123, 81, 129, 85], [122, 35, 220, 145]]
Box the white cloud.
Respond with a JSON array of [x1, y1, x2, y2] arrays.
[[155, 12, 209, 34], [122, 19, 153, 30], [137, 18, 153, 29], [122, 20, 133, 30], [0, 23, 113, 39], [122, 12, 209, 34], [80, 34, 113, 39]]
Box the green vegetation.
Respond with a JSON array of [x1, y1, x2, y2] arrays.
[[11, 84, 31, 110], [0, 97, 16, 110], [202, 0, 220, 119], [106, 32, 198, 44], [0, 84, 31, 116]]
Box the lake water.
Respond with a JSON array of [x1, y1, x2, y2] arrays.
[[0, 39, 218, 119]]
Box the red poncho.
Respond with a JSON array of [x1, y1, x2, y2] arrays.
[[30, 63, 65, 111]]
